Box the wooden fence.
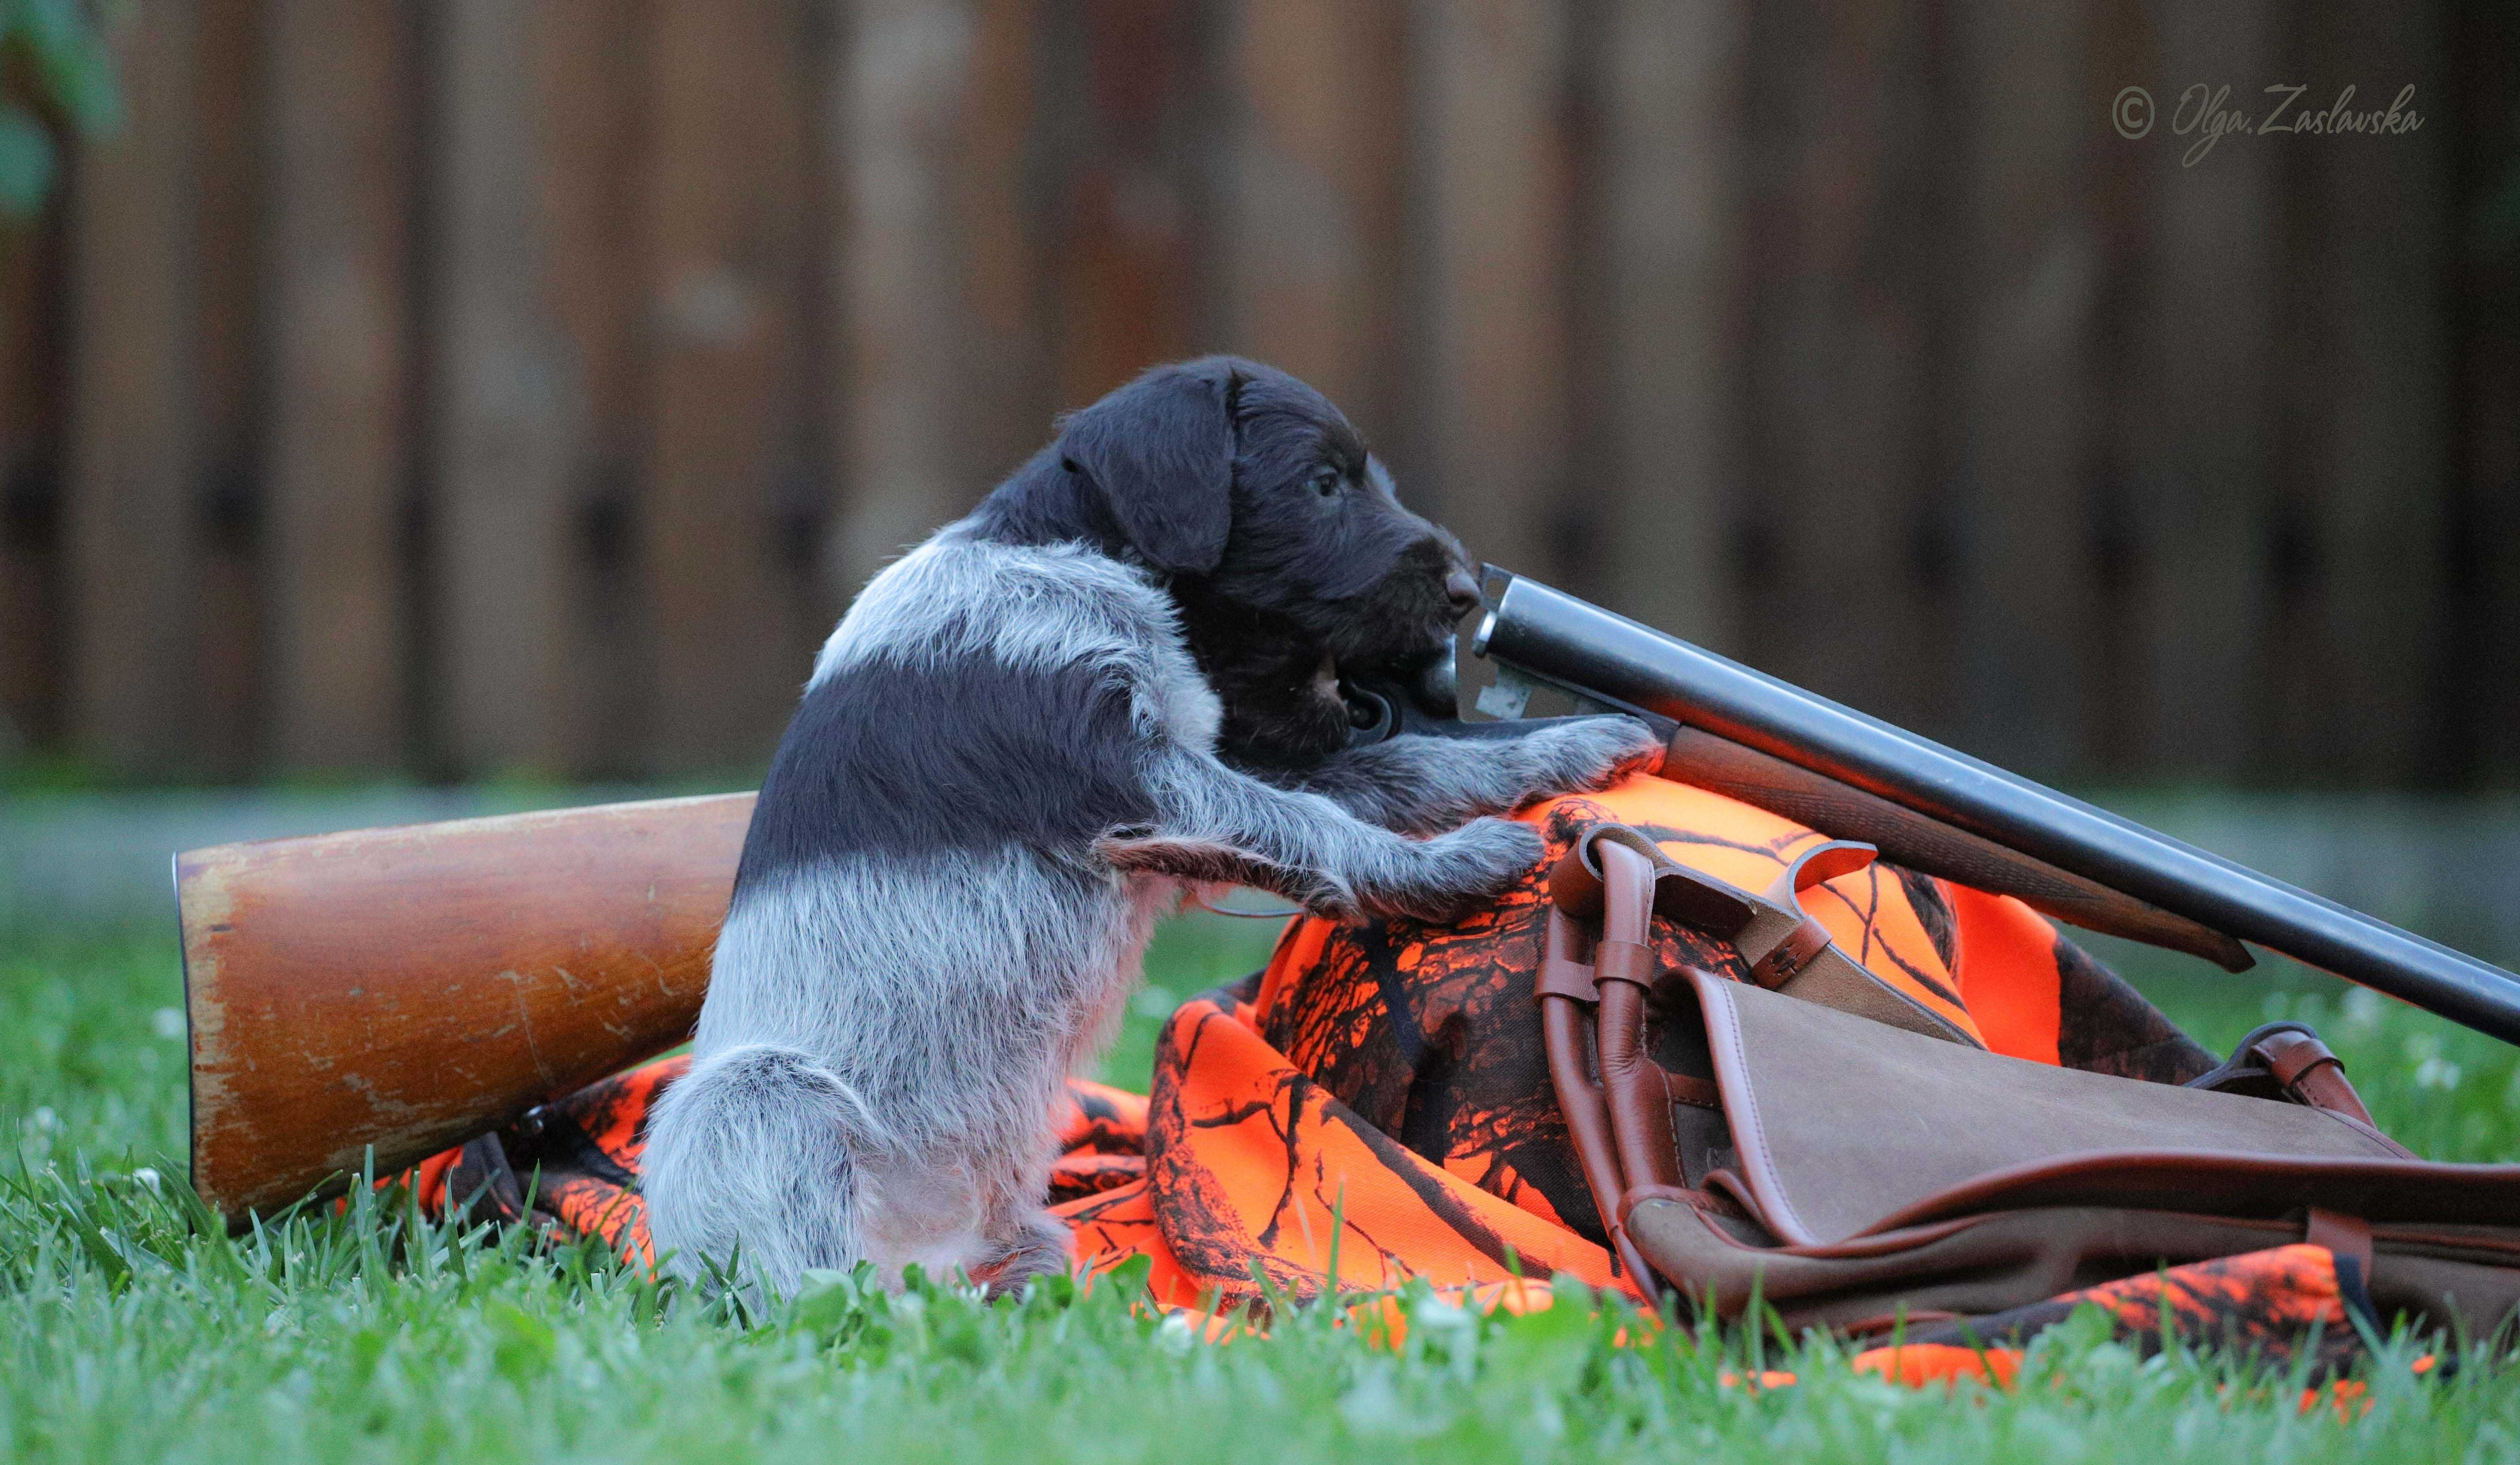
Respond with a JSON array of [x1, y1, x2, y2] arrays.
[[0, 0, 2513, 787]]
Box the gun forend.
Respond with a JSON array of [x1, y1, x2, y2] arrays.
[[1660, 727, 2250, 971]]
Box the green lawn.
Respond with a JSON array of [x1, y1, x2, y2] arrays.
[[4, 916, 2518, 1463]]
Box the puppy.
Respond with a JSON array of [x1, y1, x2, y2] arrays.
[[641, 357, 1661, 1300]]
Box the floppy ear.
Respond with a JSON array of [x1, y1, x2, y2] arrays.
[[1057, 365, 1236, 575]]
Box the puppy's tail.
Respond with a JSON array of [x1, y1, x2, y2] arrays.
[[640, 1043, 879, 1304]]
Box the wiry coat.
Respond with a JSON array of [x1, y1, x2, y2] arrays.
[[640, 359, 1659, 1298]]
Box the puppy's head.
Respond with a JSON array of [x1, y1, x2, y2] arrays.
[[1047, 356, 1478, 766]]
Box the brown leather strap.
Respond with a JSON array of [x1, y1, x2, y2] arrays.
[[1594, 938, 1656, 990], [1536, 908, 1653, 1288], [1534, 948, 1600, 1004], [1747, 916, 1834, 990], [2303, 1207, 2375, 1278], [1598, 841, 1685, 1209], [1660, 1065, 1723, 1110], [2187, 1022, 2394, 1145], [2257, 1029, 2377, 1127]]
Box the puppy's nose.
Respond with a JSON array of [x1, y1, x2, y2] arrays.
[[1444, 566, 1483, 622]]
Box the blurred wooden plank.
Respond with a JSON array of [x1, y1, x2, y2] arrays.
[[535, 0, 649, 777], [263, 0, 416, 772], [430, 0, 579, 776], [642, 0, 820, 770], [65, 0, 208, 775], [2118, 5, 2280, 782], [2080, 0, 2151, 777], [1046, 0, 1198, 410], [1947, 0, 2099, 779], [1733, 0, 1942, 733], [953, 0, 1049, 484], [192, 0, 262, 779], [2454, 351, 2520, 781], [2283, 4, 2447, 782], [0, 191, 68, 756], [1590, 0, 1745, 652], [1212, 0, 1406, 434], [2446, 0, 2520, 782], [834, 0, 1047, 600], [1412, 0, 1573, 579]]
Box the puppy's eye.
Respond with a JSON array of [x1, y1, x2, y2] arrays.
[[1310, 467, 1342, 498]]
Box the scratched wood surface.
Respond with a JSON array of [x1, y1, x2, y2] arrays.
[[0, 0, 2508, 788], [179, 793, 754, 1222]]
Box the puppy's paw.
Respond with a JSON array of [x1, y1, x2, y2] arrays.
[[1509, 715, 1665, 799], [1356, 817, 1546, 922], [981, 1211, 1075, 1301]]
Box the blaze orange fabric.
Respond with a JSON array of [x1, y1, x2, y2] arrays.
[[1851, 1342, 2022, 1389], [1944, 882, 2065, 1066], [1869, 1242, 2374, 1383], [1062, 980, 1628, 1305], [1060, 773, 2040, 1305], [399, 770, 2325, 1371]]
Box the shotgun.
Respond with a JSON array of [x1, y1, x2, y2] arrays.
[[178, 570, 2516, 1226]]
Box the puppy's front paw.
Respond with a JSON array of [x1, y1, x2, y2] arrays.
[[1513, 715, 1665, 798], [981, 1211, 1074, 1300], [1356, 817, 1546, 922]]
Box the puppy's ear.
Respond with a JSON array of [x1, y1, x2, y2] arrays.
[[1058, 365, 1236, 575]]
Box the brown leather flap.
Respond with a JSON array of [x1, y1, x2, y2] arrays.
[[1859, 1151, 2520, 1236], [1688, 968, 2520, 1246]]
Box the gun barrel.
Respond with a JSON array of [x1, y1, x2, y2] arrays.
[[1475, 570, 2520, 1047]]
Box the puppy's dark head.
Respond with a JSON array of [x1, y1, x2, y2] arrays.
[[975, 356, 1478, 767]]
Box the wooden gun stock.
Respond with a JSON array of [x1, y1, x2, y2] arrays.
[[179, 793, 752, 1225], [1661, 727, 2254, 973]]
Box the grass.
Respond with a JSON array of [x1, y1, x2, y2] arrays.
[[4, 917, 2519, 1463]]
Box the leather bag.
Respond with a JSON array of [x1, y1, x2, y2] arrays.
[[1539, 822, 2520, 1338]]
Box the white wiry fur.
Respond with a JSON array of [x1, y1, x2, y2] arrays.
[[645, 849, 1167, 1292], [641, 529, 1658, 1303]]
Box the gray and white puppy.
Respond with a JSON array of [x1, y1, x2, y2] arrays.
[[641, 357, 1660, 1300]]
